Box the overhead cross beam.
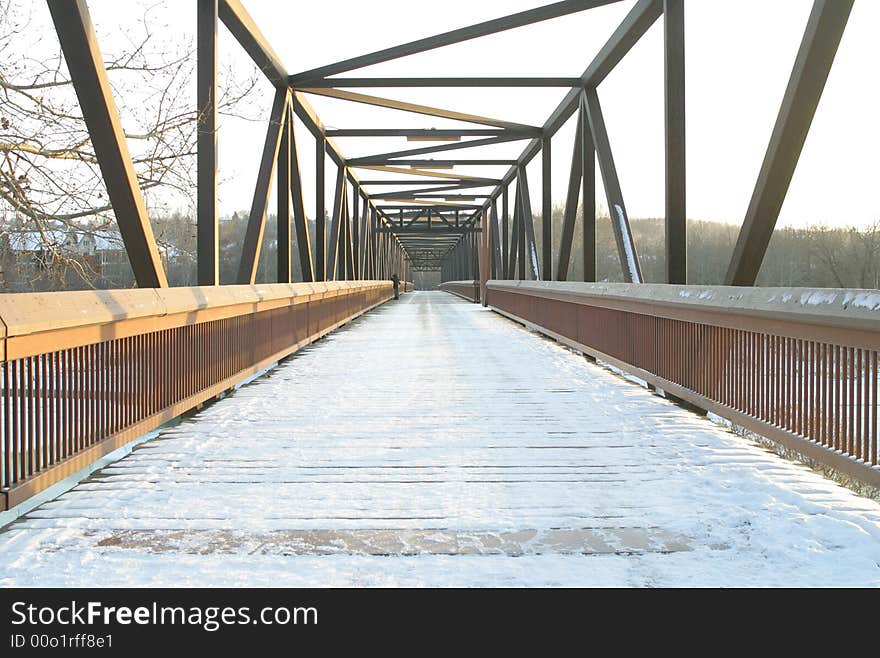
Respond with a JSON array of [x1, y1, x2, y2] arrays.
[[325, 128, 539, 138], [289, 0, 622, 83], [300, 77, 581, 88], [299, 88, 539, 132], [348, 134, 531, 166]]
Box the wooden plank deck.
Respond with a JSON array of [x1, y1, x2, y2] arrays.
[[1, 291, 879, 586]]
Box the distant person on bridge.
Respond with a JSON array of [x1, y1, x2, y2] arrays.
[[391, 273, 400, 300]]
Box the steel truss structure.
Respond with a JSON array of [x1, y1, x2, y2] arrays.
[[46, 0, 853, 283]]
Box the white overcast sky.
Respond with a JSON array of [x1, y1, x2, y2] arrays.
[[80, 1, 880, 228]]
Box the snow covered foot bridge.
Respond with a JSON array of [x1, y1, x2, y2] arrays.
[[1, 291, 879, 587], [1, 0, 878, 586]]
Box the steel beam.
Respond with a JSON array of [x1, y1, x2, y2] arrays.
[[348, 134, 530, 165], [327, 165, 345, 280], [583, 88, 642, 283], [344, 185, 355, 279], [502, 186, 509, 278], [46, 0, 168, 288], [315, 136, 326, 280], [218, 0, 287, 86], [517, 167, 540, 280], [490, 200, 502, 279], [369, 182, 498, 198], [277, 106, 291, 283], [299, 88, 538, 131], [356, 165, 496, 182], [360, 159, 517, 167], [376, 227, 480, 235], [507, 187, 518, 278], [580, 95, 597, 282], [197, 0, 219, 286], [237, 88, 288, 284], [541, 136, 552, 280], [325, 128, 536, 137], [556, 110, 583, 281], [480, 0, 662, 218], [288, 106, 314, 282], [300, 77, 582, 87], [664, 0, 686, 284], [725, 0, 853, 286], [289, 0, 621, 83]]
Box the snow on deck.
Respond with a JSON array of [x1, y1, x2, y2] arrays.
[[1, 291, 879, 587]]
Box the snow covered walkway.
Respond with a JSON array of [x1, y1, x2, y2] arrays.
[[1, 291, 879, 586]]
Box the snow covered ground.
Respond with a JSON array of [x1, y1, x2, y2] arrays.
[[1, 291, 879, 587]]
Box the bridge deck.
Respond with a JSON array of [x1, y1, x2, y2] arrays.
[[1, 291, 879, 586]]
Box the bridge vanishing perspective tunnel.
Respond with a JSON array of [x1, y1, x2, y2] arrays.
[[0, 0, 879, 587]]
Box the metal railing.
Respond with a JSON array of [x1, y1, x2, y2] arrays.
[[0, 281, 393, 510], [477, 281, 880, 487]]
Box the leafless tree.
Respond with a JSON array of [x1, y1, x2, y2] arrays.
[[0, 0, 260, 287]]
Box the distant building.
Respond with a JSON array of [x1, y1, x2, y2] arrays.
[[0, 222, 136, 290]]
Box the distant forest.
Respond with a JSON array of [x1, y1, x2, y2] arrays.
[[1, 207, 878, 291], [535, 205, 880, 289]]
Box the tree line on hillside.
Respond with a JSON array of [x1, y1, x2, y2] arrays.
[[0, 208, 877, 291], [534, 205, 880, 289]]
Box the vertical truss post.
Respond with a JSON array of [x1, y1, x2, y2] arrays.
[[197, 0, 219, 286], [237, 88, 288, 284], [556, 109, 583, 281], [725, 0, 853, 286], [327, 164, 345, 280], [338, 183, 348, 279], [345, 189, 355, 279], [490, 199, 502, 280], [47, 0, 167, 288], [580, 93, 597, 282], [370, 209, 378, 277], [517, 166, 540, 280], [287, 105, 314, 282], [501, 185, 509, 278], [509, 184, 520, 279], [541, 135, 552, 280], [358, 196, 368, 278], [276, 108, 291, 282], [583, 87, 642, 283], [517, 187, 526, 280], [664, 0, 686, 284], [315, 136, 326, 281], [352, 186, 360, 278]]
